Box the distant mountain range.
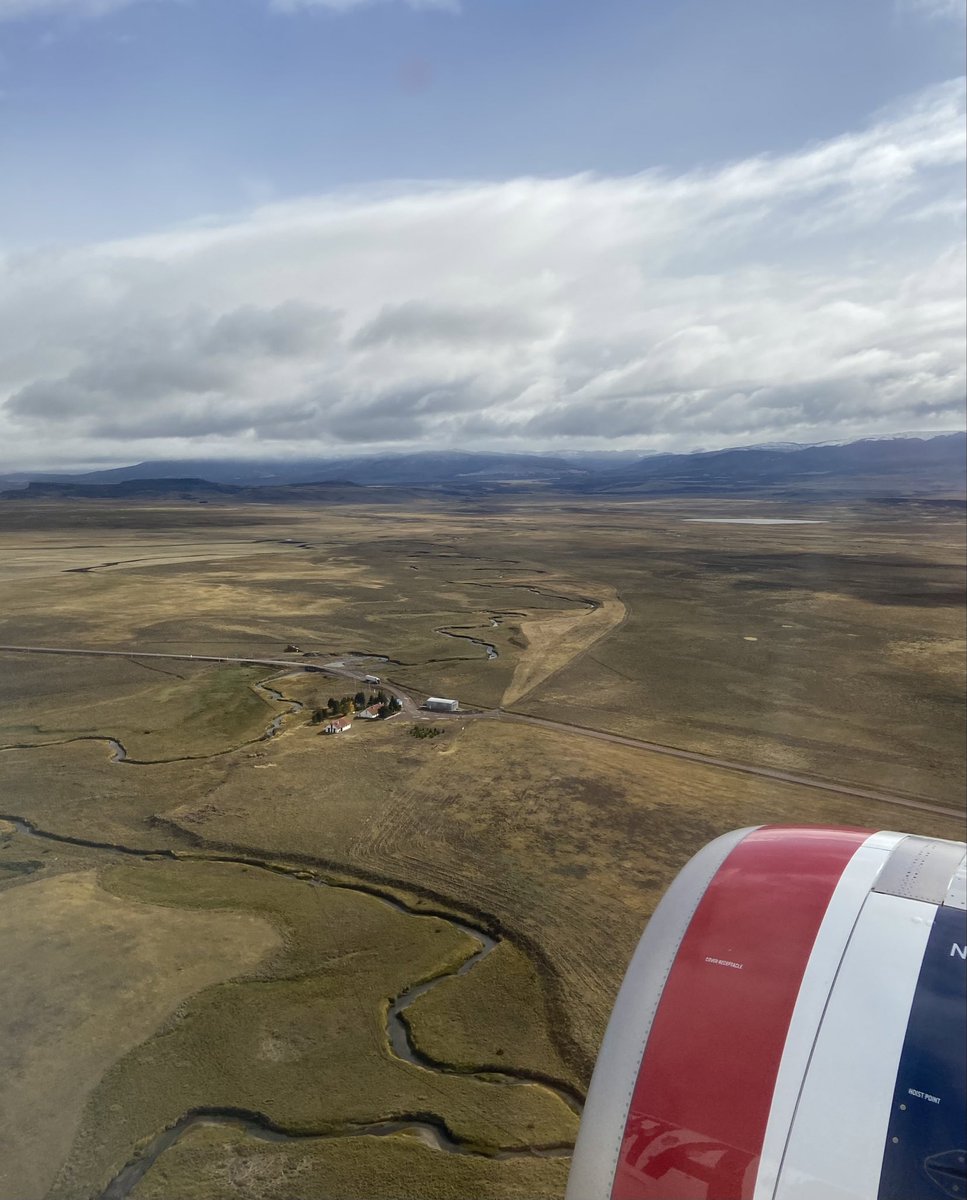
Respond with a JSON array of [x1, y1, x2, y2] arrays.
[[3, 477, 425, 505], [0, 450, 580, 489], [2, 433, 964, 502], [573, 433, 966, 498]]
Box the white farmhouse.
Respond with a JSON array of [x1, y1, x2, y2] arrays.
[[322, 716, 353, 734]]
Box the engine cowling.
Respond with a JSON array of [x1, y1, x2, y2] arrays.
[[566, 825, 966, 1200]]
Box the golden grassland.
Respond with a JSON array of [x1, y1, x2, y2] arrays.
[[501, 583, 625, 707], [1, 656, 276, 760], [0, 818, 44, 883], [0, 733, 230, 847], [0, 494, 963, 1199], [0, 870, 279, 1200], [127, 1123, 571, 1200], [50, 859, 576, 1200], [502, 499, 966, 803], [403, 939, 581, 1090], [2, 496, 961, 796], [173, 713, 960, 1080]]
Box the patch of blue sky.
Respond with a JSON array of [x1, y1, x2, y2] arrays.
[[0, 0, 963, 243]]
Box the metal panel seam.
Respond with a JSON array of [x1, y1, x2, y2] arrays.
[[772, 892, 940, 1200], [755, 831, 906, 1200], [769, 888, 876, 1195], [760, 835, 898, 1199], [600, 827, 759, 1199]]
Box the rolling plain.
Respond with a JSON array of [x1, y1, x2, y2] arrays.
[[0, 493, 964, 1200]]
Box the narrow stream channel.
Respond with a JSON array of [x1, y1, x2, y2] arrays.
[[107, 739, 127, 762], [434, 627, 499, 660], [253, 679, 304, 738], [4, 809, 578, 1197], [2, 668, 581, 1196], [98, 1109, 571, 1200]]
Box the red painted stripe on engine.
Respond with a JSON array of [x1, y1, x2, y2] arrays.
[[610, 825, 871, 1200]]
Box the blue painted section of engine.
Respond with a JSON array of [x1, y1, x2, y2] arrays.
[[878, 904, 967, 1200]]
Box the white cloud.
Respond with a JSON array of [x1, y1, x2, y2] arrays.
[[1, 79, 964, 467], [899, 0, 966, 22]]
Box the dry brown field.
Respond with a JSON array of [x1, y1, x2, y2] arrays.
[[0, 869, 279, 1200], [0, 495, 963, 1199]]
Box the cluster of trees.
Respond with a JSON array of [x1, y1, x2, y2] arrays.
[[409, 725, 444, 740], [310, 690, 402, 723]]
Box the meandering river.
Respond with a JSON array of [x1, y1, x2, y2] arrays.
[[1, 673, 580, 1198]]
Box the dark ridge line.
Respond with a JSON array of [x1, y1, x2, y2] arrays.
[[63, 556, 154, 574], [2, 664, 592, 1081], [449, 579, 594, 609], [0, 731, 269, 767], [417, 655, 480, 666], [251, 539, 317, 550], [396, 1010, 585, 1113], [0, 735, 129, 761], [9, 816, 583, 1190], [434, 627, 499, 660], [0, 672, 303, 767], [95, 1105, 573, 1200], [4, 811, 498, 960], [7, 812, 588, 1120], [4, 803, 591, 1094], [143, 816, 593, 1089], [1, 812, 180, 859], [345, 649, 402, 664], [145, 813, 500, 940], [128, 658, 188, 681]]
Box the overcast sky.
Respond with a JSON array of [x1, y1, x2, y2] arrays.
[[1, 0, 964, 469]]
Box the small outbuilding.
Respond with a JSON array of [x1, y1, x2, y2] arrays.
[[425, 697, 459, 713], [321, 716, 353, 735]]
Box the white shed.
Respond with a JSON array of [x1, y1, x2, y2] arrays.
[[322, 717, 353, 734], [425, 697, 459, 712]]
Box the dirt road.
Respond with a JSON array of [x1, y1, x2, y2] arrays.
[[1, 644, 961, 821]]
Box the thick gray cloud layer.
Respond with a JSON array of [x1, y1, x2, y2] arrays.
[[1, 79, 964, 468]]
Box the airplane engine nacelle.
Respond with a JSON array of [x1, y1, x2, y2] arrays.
[[567, 826, 966, 1200]]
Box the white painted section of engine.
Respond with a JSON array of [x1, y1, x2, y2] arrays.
[[772, 890, 934, 1200], [564, 826, 757, 1200], [752, 830, 908, 1200]]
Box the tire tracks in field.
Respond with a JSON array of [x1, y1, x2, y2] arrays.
[[2, 646, 956, 818], [2, 808, 582, 1197], [1, 670, 583, 1195]]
